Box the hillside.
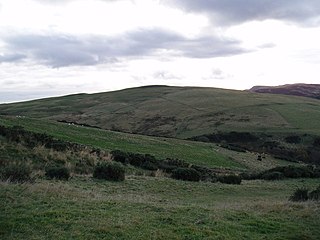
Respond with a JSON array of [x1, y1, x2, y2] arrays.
[[1, 92, 320, 240], [0, 115, 255, 170], [1, 85, 320, 139], [1, 116, 320, 239], [250, 83, 320, 100]]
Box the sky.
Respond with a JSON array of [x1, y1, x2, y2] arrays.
[[0, 0, 320, 103]]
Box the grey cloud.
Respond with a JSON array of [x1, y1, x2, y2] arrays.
[[0, 53, 26, 63], [3, 29, 248, 67], [167, 0, 320, 26], [6, 35, 119, 68]]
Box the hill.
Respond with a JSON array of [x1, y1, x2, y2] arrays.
[[250, 83, 320, 100], [1, 90, 320, 239], [1, 85, 320, 139]]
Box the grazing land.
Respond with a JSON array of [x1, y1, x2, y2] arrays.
[[1, 177, 320, 240], [1, 86, 320, 239]]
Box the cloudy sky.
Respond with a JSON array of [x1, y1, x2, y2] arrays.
[[0, 0, 320, 103]]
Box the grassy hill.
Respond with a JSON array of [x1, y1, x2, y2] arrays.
[[1, 90, 320, 239], [0, 114, 296, 171], [1, 85, 320, 139]]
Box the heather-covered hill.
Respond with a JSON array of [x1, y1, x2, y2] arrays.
[[250, 83, 320, 100]]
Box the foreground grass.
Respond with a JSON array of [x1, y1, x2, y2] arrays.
[[0, 116, 244, 169], [1, 177, 319, 239]]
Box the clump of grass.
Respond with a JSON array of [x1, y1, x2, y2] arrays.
[[93, 162, 125, 181], [309, 186, 320, 201], [289, 185, 320, 202], [0, 162, 32, 183], [45, 166, 70, 180], [289, 187, 309, 202]]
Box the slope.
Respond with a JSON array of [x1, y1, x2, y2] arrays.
[[250, 83, 320, 100], [0, 115, 244, 169], [1, 85, 320, 139]]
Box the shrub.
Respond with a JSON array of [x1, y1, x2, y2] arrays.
[[1, 163, 32, 183], [93, 162, 125, 181], [261, 171, 284, 180], [285, 135, 301, 144], [111, 150, 129, 164], [263, 166, 315, 179], [309, 186, 320, 201], [239, 172, 260, 180], [141, 161, 159, 171], [313, 137, 320, 148], [218, 175, 242, 185], [45, 166, 70, 180], [171, 168, 200, 182], [289, 187, 309, 202]]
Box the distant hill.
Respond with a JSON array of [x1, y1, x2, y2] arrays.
[[249, 83, 320, 100], [1, 85, 320, 139]]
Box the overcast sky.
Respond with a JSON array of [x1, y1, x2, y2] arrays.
[[0, 0, 319, 103]]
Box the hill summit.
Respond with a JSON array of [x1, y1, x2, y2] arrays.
[[249, 83, 320, 100]]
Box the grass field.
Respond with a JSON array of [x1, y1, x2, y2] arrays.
[[0, 116, 245, 169], [1, 176, 319, 239]]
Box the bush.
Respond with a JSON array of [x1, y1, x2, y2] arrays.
[[285, 135, 301, 144], [289, 187, 309, 202], [309, 186, 320, 201], [261, 171, 284, 180], [218, 175, 242, 184], [263, 166, 315, 179], [313, 137, 320, 148], [111, 150, 129, 164], [239, 172, 259, 180], [141, 161, 159, 171], [171, 168, 200, 182], [93, 162, 125, 181], [1, 163, 32, 183], [45, 166, 70, 180]]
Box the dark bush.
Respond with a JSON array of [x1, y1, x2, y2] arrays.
[[264, 166, 315, 179], [313, 137, 320, 148], [128, 153, 146, 167], [289, 187, 309, 202], [171, 168, 200, 182], [141, 161, 159, 171], [45, 166, 70, 180], [218, 175, 242, 184], [111, 150, 129, 164], [309, 186, 320, 201], [1, 163, 32, 183], [285, 135, 302, 144], [261, 171, 284, 180], [239, 172, 259, 180], [93, 162, 125, 181], [112, 150, 160, 169]]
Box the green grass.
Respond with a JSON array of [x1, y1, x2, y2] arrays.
[[1, 86, 320, 138], [0, 116, 244, 169], [1, 177, 319, 239]]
